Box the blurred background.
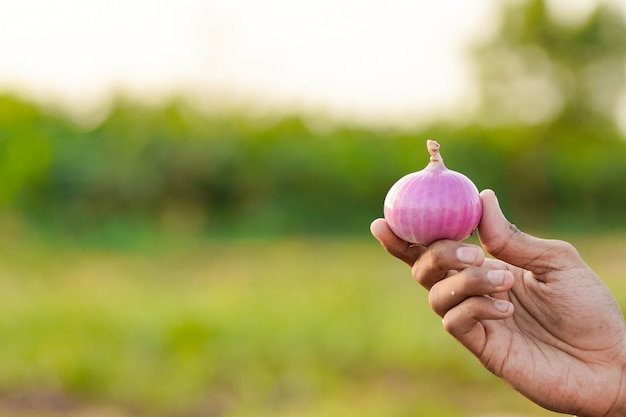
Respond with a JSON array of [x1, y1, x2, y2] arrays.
[[0, 0, 625, 415]]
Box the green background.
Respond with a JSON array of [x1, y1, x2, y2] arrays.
[[0, 0, 625, 415]]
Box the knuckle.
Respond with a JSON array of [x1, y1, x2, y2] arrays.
[[552, 239, 578, 257], [548, 239, 584, 269], [459, 266, 483, 292], [442, 308, 469, 336], [411, 253, 447, 289], [443, 298, 479, 334], [427, 288, 441, 315], [427, 240, 459, 270], [484, 222, 519, 257], [428, 283, 449, 317], [411, 240, 472, 290], [441, 315, 455, 334]]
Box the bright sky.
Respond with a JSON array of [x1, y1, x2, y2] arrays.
[[0, 0, 611, 125]]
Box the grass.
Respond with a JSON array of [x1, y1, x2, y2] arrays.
[[0, 230, 624, 416]]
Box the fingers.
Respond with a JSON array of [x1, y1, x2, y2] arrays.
[[370, 218, 425, 266], [412, 240, 486, 289], [442, 295, 514, 354], [372, 211, 516, 356], [371, 218, 488, 288], [477, 190, 584, 275], [429, 267, 514, 317], [423, 240, 515, 350]]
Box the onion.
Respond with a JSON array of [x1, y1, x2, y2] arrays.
[[383, 140, 482, 245]]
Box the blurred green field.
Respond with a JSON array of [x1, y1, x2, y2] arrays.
[[0, 231, 623, 417]]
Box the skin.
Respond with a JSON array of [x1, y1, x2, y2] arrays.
[[370, 189, 626, 416]]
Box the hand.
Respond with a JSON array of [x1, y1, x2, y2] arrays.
[[371, 189, 626, 417]]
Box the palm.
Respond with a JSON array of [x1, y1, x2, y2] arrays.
[[478, 260, 626, 415]]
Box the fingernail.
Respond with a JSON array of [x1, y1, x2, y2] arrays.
[[494, 300, 511, 313], [487, 270, 505, 286], [456, 246, 479, 264], [369, 219, 384, 237]]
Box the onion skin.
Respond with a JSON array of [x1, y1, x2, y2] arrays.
[[383, 140, 482, 245]]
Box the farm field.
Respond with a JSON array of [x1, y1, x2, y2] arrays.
[[0, 231, 624, 417]]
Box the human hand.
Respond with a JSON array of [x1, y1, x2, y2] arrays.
[[371, 189, 626, 417]]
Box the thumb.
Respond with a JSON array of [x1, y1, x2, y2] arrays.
[[477, 189, 581, 275]]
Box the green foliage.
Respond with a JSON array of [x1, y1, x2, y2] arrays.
[[0, 97, 54, 205], [474, 0, 626, 126], [1, 92, 626, 239], [1, 0, 626, 239]]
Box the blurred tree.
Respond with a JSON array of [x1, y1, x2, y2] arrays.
[[0, 96, 54, 205], [465, 0, 626, 228], [473, 0, 626, 130]]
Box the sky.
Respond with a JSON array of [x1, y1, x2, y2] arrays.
[[0, 0, 611, 125]]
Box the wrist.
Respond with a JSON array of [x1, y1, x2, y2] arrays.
[[579, 336, 626, 417], [604, 356, 626, 416]]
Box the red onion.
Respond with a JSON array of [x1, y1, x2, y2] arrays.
[[383, 140, 482, 245]]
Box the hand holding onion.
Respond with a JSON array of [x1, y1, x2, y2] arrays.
[[372, 186, 626, 416], [383, 140, 482, 245]]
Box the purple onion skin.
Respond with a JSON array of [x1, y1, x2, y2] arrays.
[[383, 141, 482, 246]]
